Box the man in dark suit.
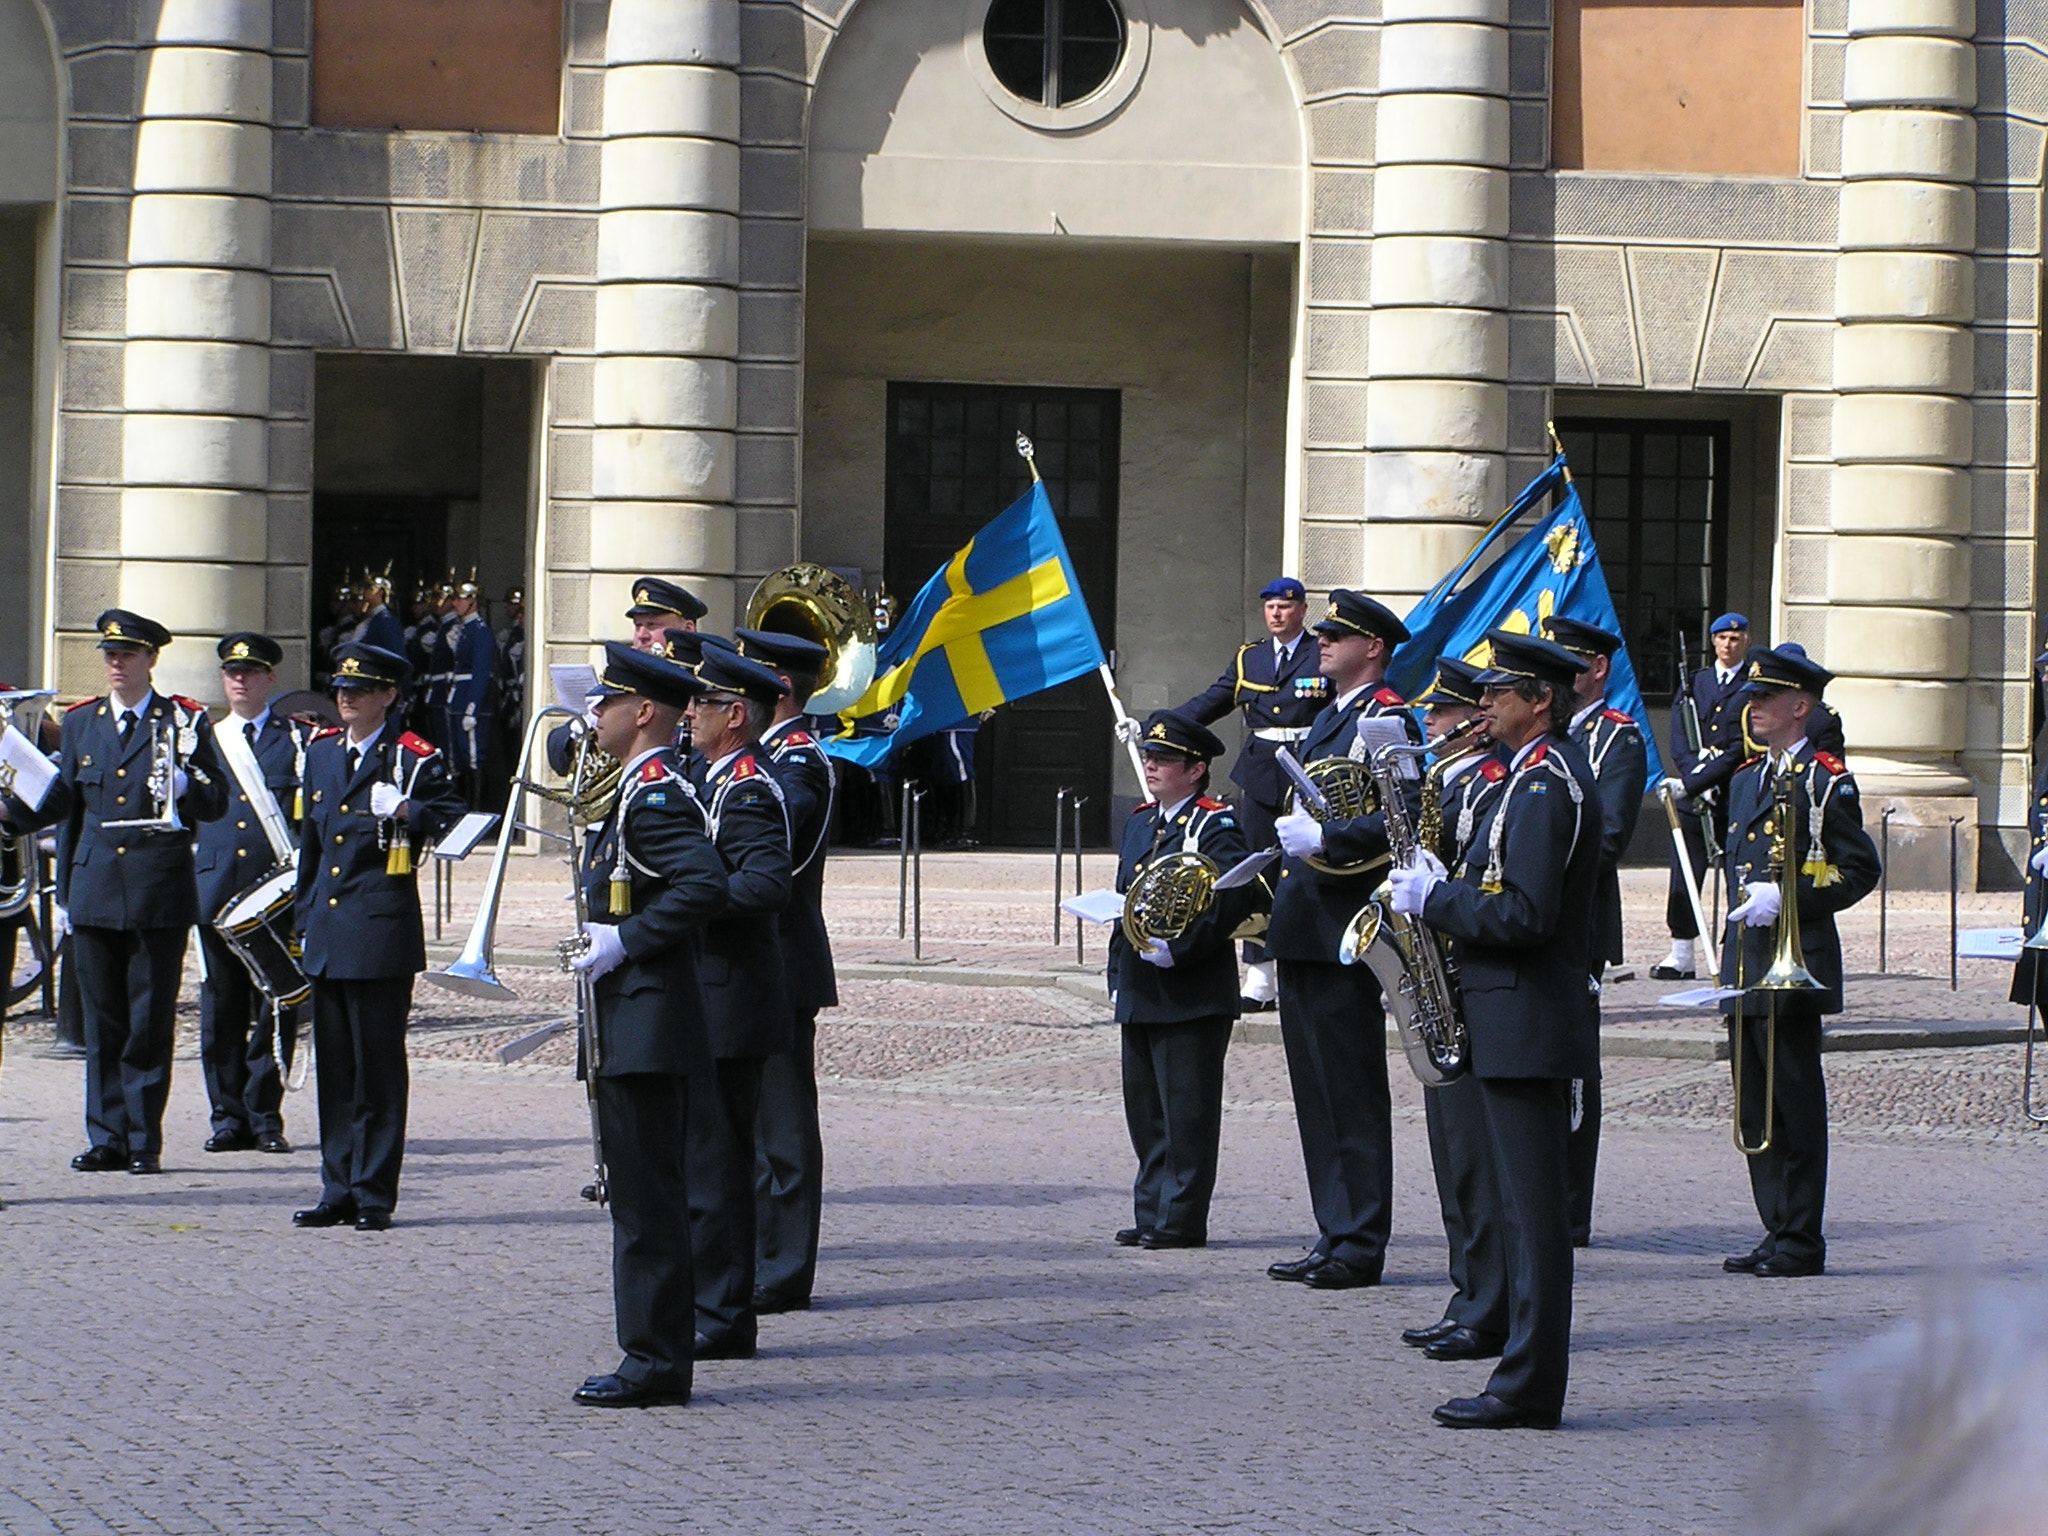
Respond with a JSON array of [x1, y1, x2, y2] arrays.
[[1544, 616, 1649, 1248], [1658, 613, 1750, 979], [684, 647, 794, 1360], [56, 610, 230, 1175], [734, 627, 838, 1315], [1390, 630, 1601, 1430], [1177, 576, 1327, 1012], [1107, 711, 1255, 1249], [291, 642, 464, 1231], [565, 642, 729, 1409], [195, 633, 314, 1155], [1716, 647, 1881, 1279], [1263, 589, 1420, 1290]]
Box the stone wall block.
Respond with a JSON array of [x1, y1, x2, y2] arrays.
[[592, 355, 739, 429], [122, 412, 268, 488], [137, 46, 271, 121], [1833, 249, 1974, 321], [1365, 307, 1507, 379], [1838, 179, 1974, 249], [588, 501, 737, 572], [118, 487, 267, 562], [1839, 108, 1975, 180], [598, 137, 741, 213], [596, 210, 740, 284], [126, 192, 270, 269], [1833, 320, 1972, 392], [590, 427, 736, 502], [122, 339, 271, 415], [1830, 461, 1971, 530], [117, 560, 266, 637], [588, 571, 737, 633], [152, 0, 273, 48], [1361, 451, 1506, 520], [1844, 0, 1973, 37], [1826, 532, 1969, 603], [605, 0, 741, 67], [1373, 95, 1509, 168], [602, 64, 741, 139], [1381, 0, 1509, 23], [1824, 606, 1969, 676], [1358, 520, 1496, 592], [124, 267, 269, 341], [1832, 391, 1972, 461], [1829, 675, 1967, 749], [1371, 166, 1507, 236], [593, 282, 739, 355], [132, 119, 270, 194], [1368, 235, 1506, 308], [1842, 36, 1975, 107], [1376, 23, 1508, 95], [1364, 380, 1507, 450]]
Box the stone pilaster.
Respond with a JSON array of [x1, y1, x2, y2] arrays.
[[1362, 0, 1510, 603]]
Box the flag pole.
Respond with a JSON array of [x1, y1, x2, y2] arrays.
[[1020, 431, 1146, 791]]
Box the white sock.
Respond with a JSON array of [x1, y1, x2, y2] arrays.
[[1242, 961, 1277, 1002], [1664, 939, 1696, 970]]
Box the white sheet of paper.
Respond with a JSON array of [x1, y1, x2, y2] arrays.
[[551, 663, 600, 713], [0, 721, 57, 811], [1957, 927, 2025, 960], [1214, 847, 1280, 891], [1658, 985, 1748, 1007], [1352, 715, 1419, 778], [1060, 889, 1126, 927], [434, 812, 501, 861]]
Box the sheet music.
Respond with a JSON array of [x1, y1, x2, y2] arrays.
[[434, 812, 501, 861], [1352, 715, 1419, 778], [1657, 986, 1748, 1007], [550, 663, 600, 713], [1213, 847, 1279, 891], [1957, 928, 2025, 960], [0, 722, 56, 811], [1060, 889, 1126, 927]]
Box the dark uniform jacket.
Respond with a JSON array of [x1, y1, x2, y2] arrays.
[[196, 710, 312, 921], [1669, 664, 1749, 801], [1178, 636, 1329, 808], [1423, 734, 1603, 1080], [692, 747, 794, 1060], [1716, 744, 1881, 1017], [2012, 760, 2048, 1004], [1572, 703, 1648, 967], [1431, 748, 1510, 868], [294, 721, 464, 980], [1265, 683, 1421, 962], [761, 717, 838, 1015], [356, 605, 405, 656], [447, 613, 496, 762], [579, 749, 729, 1078], [1107, 796, 1254, 1024], [57, 691, 230, 930]]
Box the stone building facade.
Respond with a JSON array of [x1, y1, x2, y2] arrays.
[[0, 0, 2039, 874]]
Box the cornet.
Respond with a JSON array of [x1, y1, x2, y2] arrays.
[[1733, 766, 1823, 1157], [103, 719, 185, 833]]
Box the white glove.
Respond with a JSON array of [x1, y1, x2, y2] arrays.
[[171, 769, 190, 800], [1388, 857, 1443, 917], [51, 903, 70, 942], [2031, 842, 2048, 876], [370, 783, 405, 819], [1140, 938, 1175, 969], [1410, 847, 1448, 880], [1728, 881, 1782, 928], [1275, 809, 1325, 858], [1660, 776, 1686, 798], [1113, 717, 1140, 745], [571, 922, 627, 979]]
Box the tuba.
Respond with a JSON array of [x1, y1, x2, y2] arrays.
[[0, 690, 55, 919], [1732, 764, 1824, 1156], [744, 563, 878, 714], [1121, 850, 1220, 950]]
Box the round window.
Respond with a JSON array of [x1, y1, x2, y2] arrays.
[[984, 0, 1127, 109]]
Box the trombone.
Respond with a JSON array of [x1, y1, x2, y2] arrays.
[[426, 704, 615, 1203], [1733, 766, 1823, 1156]]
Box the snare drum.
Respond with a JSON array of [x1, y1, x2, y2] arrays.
[[215, 866, 311, 1007]]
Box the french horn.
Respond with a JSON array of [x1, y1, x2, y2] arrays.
[[1121, 850, 1221, 950]]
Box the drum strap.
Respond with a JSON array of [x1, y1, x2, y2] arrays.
[[218, 720, 297, 869]]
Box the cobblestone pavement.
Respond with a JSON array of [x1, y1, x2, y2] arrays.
[[3, 851, 2046, 1533]]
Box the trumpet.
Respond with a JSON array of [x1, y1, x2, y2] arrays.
[[103, 718, 185, 833], [1733, 765, 1824, 1157]]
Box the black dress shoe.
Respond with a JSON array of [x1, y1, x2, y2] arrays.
[[1423, 1326, 1507, 1361], [292, 1201, 357, 1228], [579, 1182, 604, 1204], [203, 1130, 257, 1153], [1267, 1251, 1327, 1282], [1723, 1246, 1770, 1274], [1114, 1227, 1147, 1247], [256, 1133, 292, 1155], [1433, 1393, 1559, 1430], [752, 1289, 811, 1315], [1139, 1230, 1205, 1250], [1754, 1252, 1824, 1278], [1238, 996, 1277, 1014], [1305, 1256, 1382, 1290], [1648, 964, 1696, 981], [1402, 1318, 1462, 1348], [573, 1373, 691, 1408], [355, 1210, 393, 1232], [694, 1329, 757, 1361], [128, 1154, 162, 1175], [71, 1145, 128, 1172]]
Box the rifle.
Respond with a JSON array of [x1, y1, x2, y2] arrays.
[[1675, 623, 1706, 769]]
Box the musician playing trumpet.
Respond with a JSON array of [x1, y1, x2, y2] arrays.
[[1715, 647, 1879, 1280], [1107, 710, 1256, 1251]]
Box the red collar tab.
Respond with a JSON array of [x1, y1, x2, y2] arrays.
[[1372, 685, 1405, 708], [1524, 742, 1550, 767], [398, 731, 436, 757], [638, 757, 668, 783], [730, 755, 758, 779], [312, 726, 342, 741], [1601, 707, 1634, 726], [67, 697, 96, 713], [1814, 751, 1847, 775], [1479, 758, 1507, 782], [170, 695, 203, 713], [1136, 799, 1159, 812], [782, 729, 815, 748], [1195, 796, 1228, 812]]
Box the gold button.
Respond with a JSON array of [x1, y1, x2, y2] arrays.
[[236, 848, 246, 857], [1281, 869, 1290, 878], [330, 865, 341, 876], [116, 795, 126, 805], [116, 846, 126, 855], [328, 897, 338, 907], [116, 768, 126, 778], [334, 835, 343, 845], [237, 820, 247, 829], [339, 803, 349, 814]]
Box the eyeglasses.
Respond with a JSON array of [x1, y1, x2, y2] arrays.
[[688, 693, 742, 712]]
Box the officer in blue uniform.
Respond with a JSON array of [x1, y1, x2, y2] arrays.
[[1657, 612, 1751, 978], [57, 610, 230, 1175], [1177, 577, 1327, 1012], [733, 627, 839, 1314], [444, 573, 497, 807], [1716, 647, 1880, 1279], [1390, 630, 1601, 1430], [683, 646, 794, 1359], [354, 568, 406, 656], [1398, 658, 1513, 1364], [291, 642, 464, 1230], [1108, 710, 1254, 1250], [1264, 590, 1420, 1290], [565, 641, 730, 1409], [1544, 616, 1649, 1248], [195, 632, 314, 1154]]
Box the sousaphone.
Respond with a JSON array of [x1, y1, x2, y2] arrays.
[[744, 563, 878, 713]]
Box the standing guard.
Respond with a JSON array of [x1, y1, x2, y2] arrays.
[[683, 647, 795, 1360], [1108, 711, 1254, 1250], [565, 642, 729, 1409], [1716, 647, 1880, 1279], [195, 633, 313, 1155], [354, 567, 405, 655], [1658, 613, 1750, 979], [1264, 589, 1420, 1290], [57, 610, 229, 1175], [734, 627, 839, 1315], [1176, 576, 1325, 1012], [291, 643, 464, 1231], [445, 572, 497, 807], [1544, 616, 1649, 1248]]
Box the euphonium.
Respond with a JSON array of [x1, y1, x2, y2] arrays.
[[1733, 764, 1824, 1157], [1337, 718, 1481, 1086], [1121, 850, 1221, 950]]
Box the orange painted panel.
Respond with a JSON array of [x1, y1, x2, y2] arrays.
[[312, 0, 563, 135], [1553, 0, 1804, 175]]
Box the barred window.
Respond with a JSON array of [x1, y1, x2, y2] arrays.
[[983, 0, 1127, 109]]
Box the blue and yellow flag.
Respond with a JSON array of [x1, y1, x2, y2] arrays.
[[822, 483, 1107, 768], [1389, 454, 1665, 779]]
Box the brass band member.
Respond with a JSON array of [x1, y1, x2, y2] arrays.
[[1716, 648, 1879, 1279], [547, 576, 709, 775], [1108, 710, 1255, 1250], [1388, 631, 1600, 1430]]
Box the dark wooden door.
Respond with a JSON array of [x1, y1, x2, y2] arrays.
[[885, 384, 1119, 846]]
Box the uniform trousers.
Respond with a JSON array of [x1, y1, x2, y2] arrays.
[[688, 1056, 765, 1345], [596, 1072, 696, 1394], [1120, 1016, 1232, 1242], [1423, 1074, 1507, 1333], [197, 926, 298, 1139], [1665, 806, 1719, 941], [74, 924, 188, 1155], [1732, 1006, 1828, 1266], [754, 1009, 824, 1305], [1566, 1049, 1602, 1247], [1234, 796, 1281, 968], [1476, 1076, 1575, 1417], [1275, 959, 1392, 1269], [311, 975, 413, 1214]]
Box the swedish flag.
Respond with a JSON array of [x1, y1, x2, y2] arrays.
[[823, 483, 1107, 768]]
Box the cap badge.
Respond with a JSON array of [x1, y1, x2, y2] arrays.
[[339, 656, 365, 678], [229, 641, 250, 660]]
